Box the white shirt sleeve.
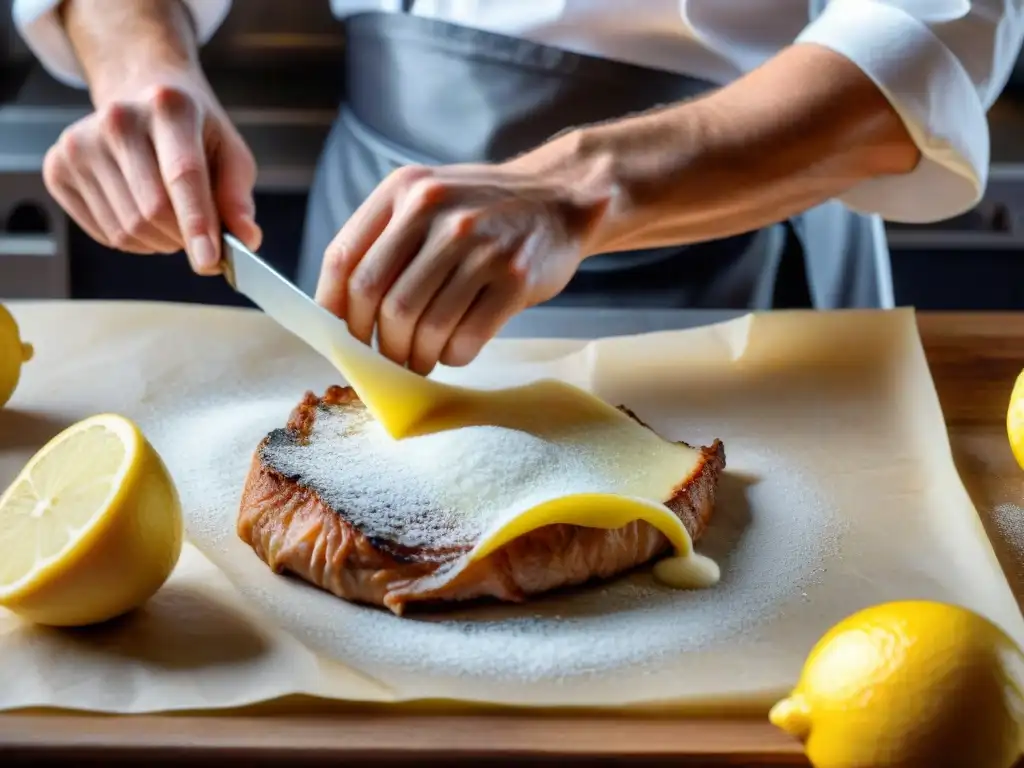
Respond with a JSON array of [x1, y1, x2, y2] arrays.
[[797, 0, 1024, 224], [12, 0, 233, 89]]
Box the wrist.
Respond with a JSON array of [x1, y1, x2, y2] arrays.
[[61, 0, 207, 108], [90, 62, 213, 109], [506, 129, 626, 259], [522, 105, 716, 258]]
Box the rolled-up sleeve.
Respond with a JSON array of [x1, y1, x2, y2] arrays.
[[12, 0, 232, 89], [797, 0, 1024, 223]]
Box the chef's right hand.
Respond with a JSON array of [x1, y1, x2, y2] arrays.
[[42, 77, 262, 275]]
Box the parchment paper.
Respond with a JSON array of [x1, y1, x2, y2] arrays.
[[0, 301, 1020, 714]]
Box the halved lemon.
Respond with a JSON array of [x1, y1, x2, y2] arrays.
[[0, 413, 183, 626]]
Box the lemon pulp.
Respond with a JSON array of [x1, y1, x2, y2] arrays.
[[0, 413, 183, 626], [770, 601, 1024, 768], [0, 303, 33, 408]]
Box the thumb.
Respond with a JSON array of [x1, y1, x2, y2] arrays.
[[213, 131, 262, 251]]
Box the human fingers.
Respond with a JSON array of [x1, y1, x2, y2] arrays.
[[93, 147, 180, 253], [42, 158, 110, 247], [148, 86, 222, 274], [211, 125, 261, 250], [101, 103, 184, 250], [376, 213, 484, 366], [45, 127, 151, 252], [407, 241, 509, 375], [316, 197, 390, 326], [42, 143, 109, 247], [344, 214, 428, 347], [342, 170, 446, 345], [317, 165, 432, 326], [439, 278, 525, 368]]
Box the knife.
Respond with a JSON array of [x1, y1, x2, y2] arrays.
[[219, 232, 477, 439], [220, 231, 365, 366], [218, 233, 635, 443]]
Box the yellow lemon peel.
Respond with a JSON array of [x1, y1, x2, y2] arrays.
[[1008, 368, 1024, 472], [0, 413, 183, 626], [770, 601, 1024, 768], [0, 303, 32, 408]]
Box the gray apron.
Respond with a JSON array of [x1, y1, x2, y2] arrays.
[[297, 7, 893, 310]]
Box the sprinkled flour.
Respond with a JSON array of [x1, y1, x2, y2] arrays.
[[260, 390, 700, 552], [989, 503, 1024, 587], [147, 395, 843, 689], [992, 503, 1024, 550]]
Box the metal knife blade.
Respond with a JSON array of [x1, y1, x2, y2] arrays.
[[220, 232, 354, 364]]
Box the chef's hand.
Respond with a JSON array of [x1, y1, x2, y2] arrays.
[[316, 163, 609, 374], [42, 76, 261, 275]]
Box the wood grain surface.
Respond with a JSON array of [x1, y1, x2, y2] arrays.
[[2, 310, 1024, 768]]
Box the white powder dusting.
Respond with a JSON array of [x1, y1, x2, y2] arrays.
[[992, 503, 1024, 549], [990, 503, 1024, 587], [147, 397, 843, 690], [260, 393, 698, 553]]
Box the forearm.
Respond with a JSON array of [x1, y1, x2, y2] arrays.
[[60, 0, 206, 107], [526, 43, 921, 257]]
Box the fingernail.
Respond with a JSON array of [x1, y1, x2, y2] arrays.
[[241, 216, 263, 249], [189, 235, 218, 271]]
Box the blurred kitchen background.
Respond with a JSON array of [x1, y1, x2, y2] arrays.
[[3, 1, 1024, 309]]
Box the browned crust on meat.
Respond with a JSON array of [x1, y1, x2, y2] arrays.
[[237, 386, 726, 615]]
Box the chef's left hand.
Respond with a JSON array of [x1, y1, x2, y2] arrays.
[[316, 162, 608, 374]]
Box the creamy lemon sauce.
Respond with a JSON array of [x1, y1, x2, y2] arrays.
[[265, 381, 720, 591]]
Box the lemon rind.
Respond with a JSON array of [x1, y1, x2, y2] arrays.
[[0, 413, 140, 601]]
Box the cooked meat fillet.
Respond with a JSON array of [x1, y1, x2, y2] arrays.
[[237, 386, 726, 615]]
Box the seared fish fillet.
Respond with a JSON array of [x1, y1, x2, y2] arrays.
[[237, 386, 726, 615]]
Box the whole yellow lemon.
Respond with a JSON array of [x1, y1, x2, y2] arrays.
[[0, 303, 32, 408], [1009, 368, 1024, 472], [770, 601, 1024, 768]]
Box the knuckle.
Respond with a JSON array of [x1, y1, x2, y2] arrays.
[[122, 213, 146, 238], [109, 230, 135, 251], [446, 209, 478, 238], [443, 335, 479, 367], [42, 146, 66, 189], [416, 313, 450, 341], [164, 158, 205, 186], [146, 84, 197, 118], [390, 164, 430, 188], [380, 293, 413, 323], [404, 177, 446, 215], [139, 192, 171, 223], [507, 263, 531, 289], [98, 103, 136, 138], [348, 268, 384, 299], [178, 212, 211, 239], [322, 240, 357, 276], [57, 128, 82, 164]]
